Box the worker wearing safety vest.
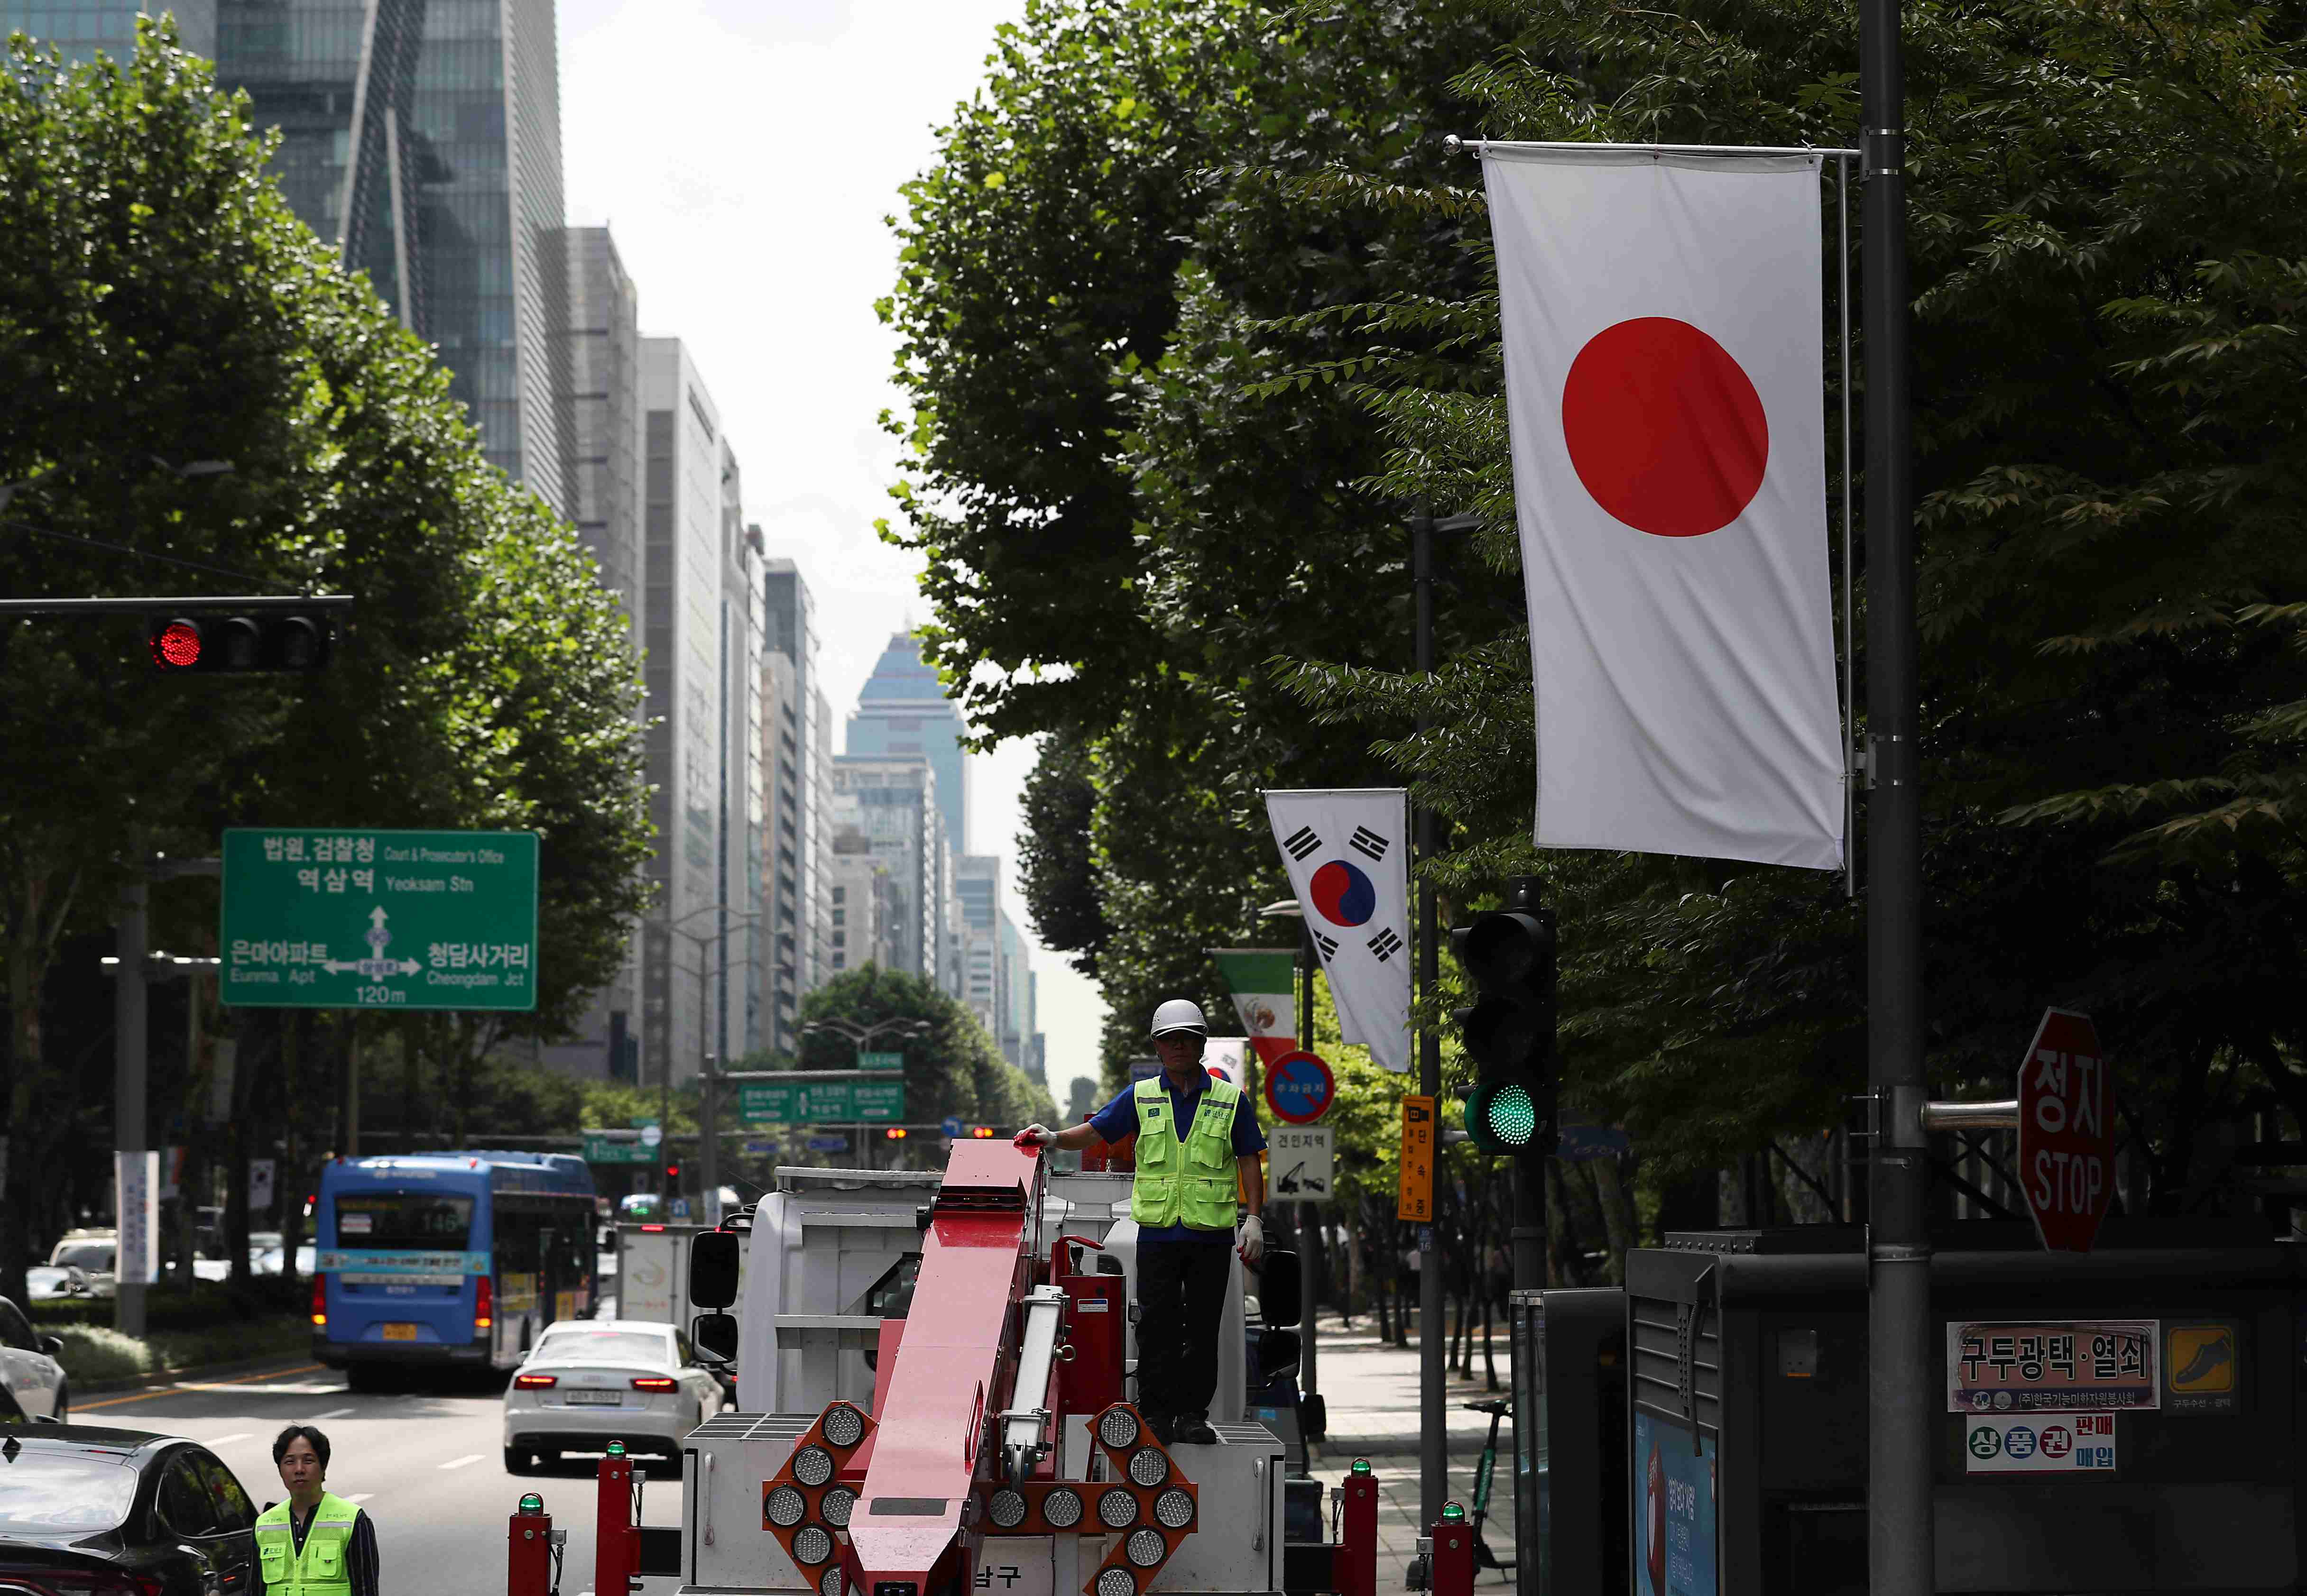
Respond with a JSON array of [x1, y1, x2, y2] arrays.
[[257, 1425, 381, 1596], [1015, 998, 1266, 1446]]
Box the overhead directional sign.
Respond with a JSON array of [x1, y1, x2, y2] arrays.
[[1264, 1050, 1336, 1125], [739, 1077, 905, 1125], [221, 828, 538, 1011], [2017, 1009, 2112, 1252], [582, 1133, 655, 1165], [1270, 1125, 1334, 1202]]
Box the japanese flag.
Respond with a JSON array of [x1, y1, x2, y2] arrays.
[[1483, 147, 1845, 870]]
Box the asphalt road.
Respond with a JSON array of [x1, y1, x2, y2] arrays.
[[76, 1358, 684, 1595]]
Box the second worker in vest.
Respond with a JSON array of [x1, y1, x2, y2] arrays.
[[1014, 998, 1265, 1446], [256, 1424, 381, 1596]]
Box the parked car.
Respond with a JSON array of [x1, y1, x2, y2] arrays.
[[0, 1297, 68, 1422], [501, 1318, 723, 1472], [0, 1426, 258, 1594], [246, 1232, 315, 1276]]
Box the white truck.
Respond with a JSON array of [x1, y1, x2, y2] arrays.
[[611, 1220, 725, 1330]]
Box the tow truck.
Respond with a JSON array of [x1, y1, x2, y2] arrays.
[[504, 1139, 1390, 1596]]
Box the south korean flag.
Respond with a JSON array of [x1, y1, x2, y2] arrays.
[[1264, 789, 1412, 1074]]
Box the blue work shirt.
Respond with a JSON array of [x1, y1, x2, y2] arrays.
[[1089, 1073, 1267, 1246]]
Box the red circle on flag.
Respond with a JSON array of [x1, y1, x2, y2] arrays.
[[1560, 317, 1769, 538]]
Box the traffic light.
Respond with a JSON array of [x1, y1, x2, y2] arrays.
[[665, 1161, 681, 1183], [1451, 877, 1558, 1156], [147, 611, 332, 674], [884, 1128, 908, 1141], [969, 1125, 996, 1139]]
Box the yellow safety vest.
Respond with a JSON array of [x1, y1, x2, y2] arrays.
[[1131, 1075, 1243, 1232], [255, 1492, 360, 1596]]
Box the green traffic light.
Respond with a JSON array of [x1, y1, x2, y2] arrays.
[[1464, 1080, 1540, 1155]]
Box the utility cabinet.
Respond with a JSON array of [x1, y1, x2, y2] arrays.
[[1624, 1225, 2306, 1596], [1511, 1287, 1630, 1596]]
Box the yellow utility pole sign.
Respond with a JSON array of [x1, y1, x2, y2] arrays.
[[1398, 1095, 1436, 1221]]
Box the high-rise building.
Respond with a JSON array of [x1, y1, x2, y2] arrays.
[[205, 0, 572, 509], [0, 0, 212, 61], [997, 912, 1031, 1069], [761, 559, 834, 1056], [639, 338, 731, 1087], [826, 839, 898, 976], [539, 225, 645, 1081], [847, 633, 969, 853], [830, 758, 951, 991], [719, 449, 765, 1065]]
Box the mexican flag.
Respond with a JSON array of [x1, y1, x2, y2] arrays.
[[1209, 948, 1298, 1067]]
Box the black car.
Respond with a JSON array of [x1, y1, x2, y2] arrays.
[[0, 1424, 259, 1596]]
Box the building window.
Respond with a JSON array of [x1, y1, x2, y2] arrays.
[[831, 908, 846, 926], [831, 886, 846, 904], [831, 932, 846, 948], [832, 953, 846, 969]]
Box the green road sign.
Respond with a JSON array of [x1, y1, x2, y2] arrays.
[[859, 1050, 905, 1072], [583, 1135, 655, 1165], [739, 1077, 906, 1125], [220, 828, 538, 1011]]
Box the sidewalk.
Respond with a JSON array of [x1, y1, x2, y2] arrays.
[[1298, 1310, 1521, 1593]]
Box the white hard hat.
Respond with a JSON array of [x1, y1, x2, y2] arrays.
[[1149, 999, 1208, 1038]]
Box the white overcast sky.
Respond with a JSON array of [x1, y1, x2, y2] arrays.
[[560, 0, 1106, 1099]]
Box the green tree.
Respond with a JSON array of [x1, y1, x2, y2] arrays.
[[0, 21, 650, 1297], [794, 966, 1056, 1139]]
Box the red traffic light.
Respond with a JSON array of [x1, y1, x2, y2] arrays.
[[146, 612, 332, 674], [884, 1128, 908, 1140], [152, 620, 203, 669], [665, 1163, 681, 1179], [969, 1125, 996, 1138]]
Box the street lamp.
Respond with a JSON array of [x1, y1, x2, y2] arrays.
[[661, 903, 763, 1220]]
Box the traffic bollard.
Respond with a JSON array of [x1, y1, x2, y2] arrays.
[[1428, 1502, 1474, 1596], [1337, 1458, 1379, 1596], [596, 1442, 638, 1596], [508, 1492, 553, 1596]]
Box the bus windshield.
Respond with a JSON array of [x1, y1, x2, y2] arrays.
[[335, 1192, 474, 1248]]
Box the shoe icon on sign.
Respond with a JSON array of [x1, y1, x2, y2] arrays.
[[2170, 1327, 2235, 1393]]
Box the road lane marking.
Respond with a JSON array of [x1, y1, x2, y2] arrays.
[[440, 1453, 485, 1470], [207, 1432, 254, 1445], [80, 1365, 329, 1412], [313, 1408, 355, 1420]]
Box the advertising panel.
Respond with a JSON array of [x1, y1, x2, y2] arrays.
[[1634, 1411, 1717, 1596], [1947, 1320, 2158, 1413]]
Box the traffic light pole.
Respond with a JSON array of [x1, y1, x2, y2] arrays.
[[1860, 0, 1931, 1580], [1412, 513, 1447, 1533]]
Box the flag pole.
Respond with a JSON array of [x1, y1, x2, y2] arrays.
[[1859, 0, 1931, 1584], [1411, 509, 1447, 1535]]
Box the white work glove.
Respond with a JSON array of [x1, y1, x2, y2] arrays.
[[1013, 1124, 1057, 1150], [1237, 1214, 1264, 1267]]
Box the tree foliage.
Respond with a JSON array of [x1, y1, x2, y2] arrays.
[[0, 22, 650, 1293], [891, 0, 2307, 1260]]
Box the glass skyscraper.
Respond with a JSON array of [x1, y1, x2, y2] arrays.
[[848, 631, 970, 851], [214, 0, 570, 511], [12, 1, 571, 511], [0, 0, 212, 59]]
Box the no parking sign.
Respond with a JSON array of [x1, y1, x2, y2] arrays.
[[1263, 1050, 1336, 1124]]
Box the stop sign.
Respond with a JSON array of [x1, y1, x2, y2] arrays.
[[2017, 1008, 2113, 1253]]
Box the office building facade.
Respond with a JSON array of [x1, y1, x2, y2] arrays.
[[639, 338, 730, 1087], [826, 841, 898, 976], [718, 447, 765, 1065], [830, 757, 951, 991], [847, 632, 969, 854], [0, 0, 213, 60], [761, 559, 835, 1055], [205, 0, 571, 509]]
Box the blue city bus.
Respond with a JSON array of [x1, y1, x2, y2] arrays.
[[313, 1151, 598, 1384]]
